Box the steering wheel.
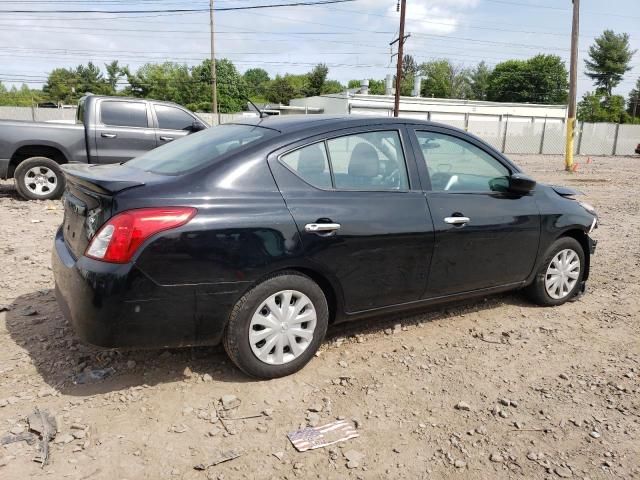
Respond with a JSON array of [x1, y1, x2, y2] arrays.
[[383, 167, 401, 189]]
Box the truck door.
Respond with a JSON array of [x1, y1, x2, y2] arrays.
[[94, 99, 157, 164], [152, 103, 203, 146]]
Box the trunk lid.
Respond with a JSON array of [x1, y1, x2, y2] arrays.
[[61, 163, 150, 258]]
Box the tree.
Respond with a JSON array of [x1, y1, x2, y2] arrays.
[[321, 80, 344, 94], [125, 62, 194, 105], [487, 55, 568, 104], [0, 82, 44, 106], [399, 54, 419, 95], [469, 61, 493, 100], [43, 67, 80, 104], [627, 77, 640, 119], [305, 63, 329, 97], [420, 60, 470, 99], [76, 62, 110, 96], [105, 60, 125, 94], [191, 59, 249, 113], [266, 75, 297, 104], [525, 55, 569, 104], [402, 54, 419, 78], [585, 30, 636, 96], [577, 92, 631, 123], [243, 68, 270, 100]]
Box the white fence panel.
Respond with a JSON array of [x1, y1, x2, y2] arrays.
[[542, 120, 566, 154], [468, 117, 503, 151], [579, 122, 617, 155], [504, 118, 544, 154], [615, 124, 640, 155]]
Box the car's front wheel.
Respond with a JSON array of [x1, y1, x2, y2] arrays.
[[14, 157, 65, 200], [223, 272, 329, 378], [525, 236, 585, 306]]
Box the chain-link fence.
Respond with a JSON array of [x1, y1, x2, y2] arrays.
[[2, 107, 639, 155], [436, 115, 640, 156]]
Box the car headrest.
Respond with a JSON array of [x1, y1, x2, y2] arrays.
[[348, 143, 379, 177], [297, 145, 326, 174]]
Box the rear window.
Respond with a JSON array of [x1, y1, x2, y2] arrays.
[[126, 124, 277, 175]]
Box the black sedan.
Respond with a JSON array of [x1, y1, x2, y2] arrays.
[[52, 116, 598, 378]]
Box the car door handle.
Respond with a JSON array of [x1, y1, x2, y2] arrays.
[[159, 136, 174, 141], [101, 133, 117, 138], [305, 223, 341, 233], [444, 216, 470, 225]]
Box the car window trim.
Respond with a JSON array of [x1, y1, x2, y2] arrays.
[[153, 103, 198, 131], [98, 99, 151, 129], [276, 126, 413, 193], [409, 125, 515, 194]]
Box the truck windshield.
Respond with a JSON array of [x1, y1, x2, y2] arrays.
[[126, 124, 278, 175]]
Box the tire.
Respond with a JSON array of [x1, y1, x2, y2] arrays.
[[14, 157, 65, 201], [525, 236, 585, 306], [223, 272, 329, 379]]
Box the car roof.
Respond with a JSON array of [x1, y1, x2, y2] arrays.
[[230, 114, 435, 133]]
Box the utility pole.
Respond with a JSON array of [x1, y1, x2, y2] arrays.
[[209, 0, 218, 123], [565, 0, 580, 171], [392, 0, 407, 117]]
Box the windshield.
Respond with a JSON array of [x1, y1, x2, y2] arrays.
[[126, 124, 278, 175]]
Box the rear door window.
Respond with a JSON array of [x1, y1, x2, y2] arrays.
[[278, 130, 410, 191], [100, 101, 148, 128], [326, 130, 409, 191], [280, 143, 332, 189], [155, 104, 195, 131]]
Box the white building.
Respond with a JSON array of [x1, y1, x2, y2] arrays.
[[290, 92, 568, 126]]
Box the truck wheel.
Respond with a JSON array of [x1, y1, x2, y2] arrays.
[[223, 272, 329, 379], [14, 157, 65, 201]]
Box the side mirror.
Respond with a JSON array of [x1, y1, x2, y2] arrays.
[[190, 120, 206, 132], [509, 173, 536, 194]]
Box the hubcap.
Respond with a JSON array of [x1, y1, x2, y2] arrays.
[[249, 290, 317, 365], [25, 166, 57, 197], [545, 249, 580, 300]]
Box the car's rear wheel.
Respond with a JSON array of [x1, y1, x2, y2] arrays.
[[14, 157, 65, 200], [223, 272, 329, 378], [525, 236, 585, 306]]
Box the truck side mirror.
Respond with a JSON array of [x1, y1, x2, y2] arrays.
[[190, 120, 206, 132]]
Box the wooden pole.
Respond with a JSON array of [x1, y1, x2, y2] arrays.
[[393, 0, 407, 117], [565, 0, 580, 171], [209, 0, 218, 123]]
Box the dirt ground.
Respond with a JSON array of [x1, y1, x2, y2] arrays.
[[0, 154, 638, 480]]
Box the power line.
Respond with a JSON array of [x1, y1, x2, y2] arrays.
[[0, 0, 356, 14]]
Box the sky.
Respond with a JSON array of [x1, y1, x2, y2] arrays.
[[0, 0, 638, 100]]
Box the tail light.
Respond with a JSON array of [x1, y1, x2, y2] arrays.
[[85, 207, 196, 263]]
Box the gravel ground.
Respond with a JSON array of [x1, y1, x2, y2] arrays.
[[0, 154, 638, 479]]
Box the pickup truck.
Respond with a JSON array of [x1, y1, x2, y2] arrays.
[[0, 95, 208, 200]]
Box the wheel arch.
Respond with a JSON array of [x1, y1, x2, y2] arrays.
[[556, 228, 591, 281], [9, 145, 69, 178], [241, 266, 342, 325]]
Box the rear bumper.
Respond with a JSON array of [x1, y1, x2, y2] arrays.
[[52, 227, 240, 349]]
